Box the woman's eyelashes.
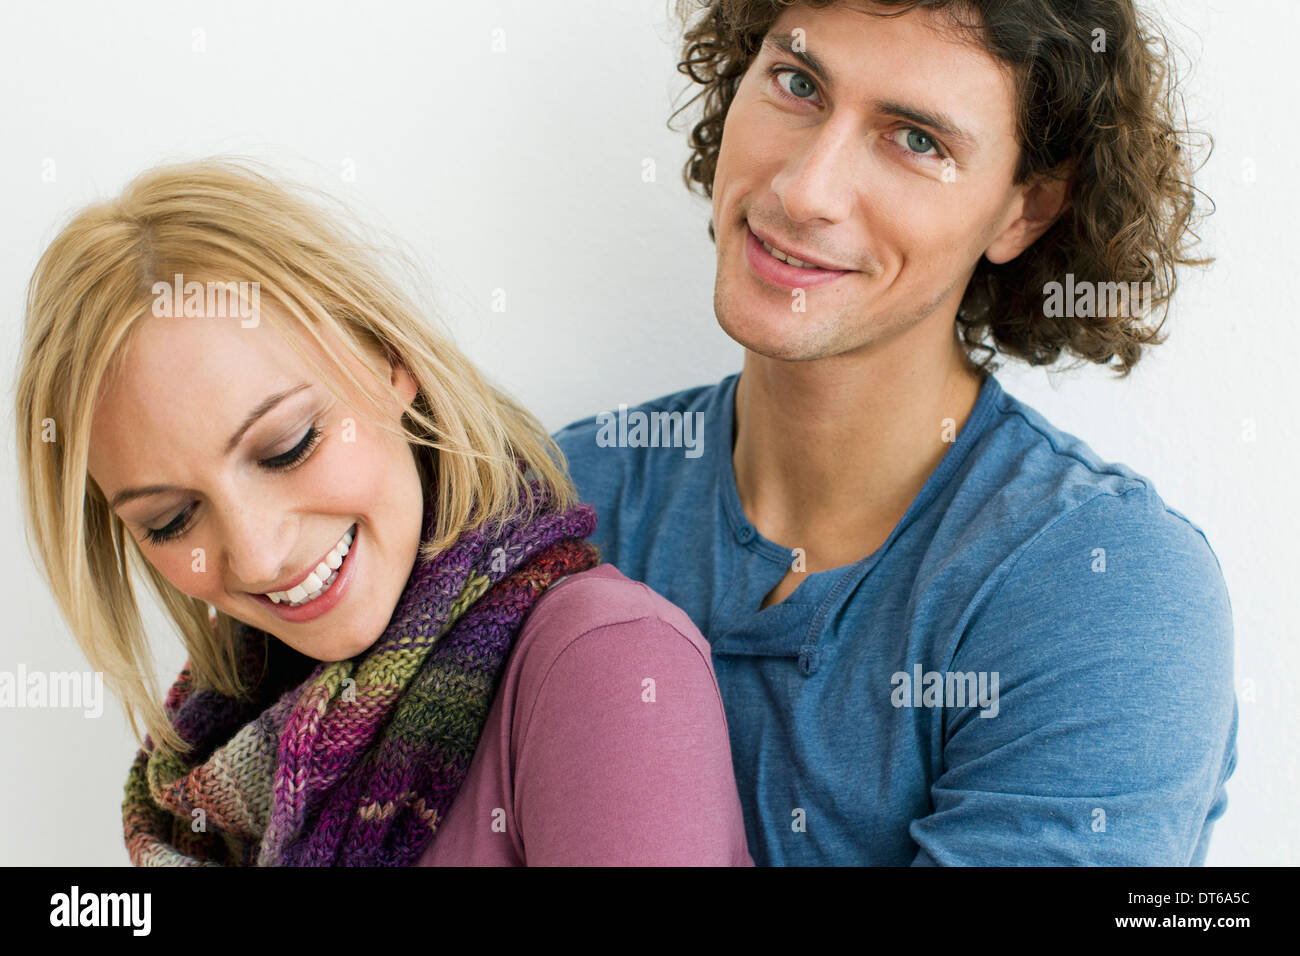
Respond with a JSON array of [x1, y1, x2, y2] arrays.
[[767, 64, 949, 162], [261, 422, 324, 471], [144, 503, 196, 546], [141, 422, 325, 546]]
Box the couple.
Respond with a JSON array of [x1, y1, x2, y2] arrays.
[[15, 0, 1237, 866]]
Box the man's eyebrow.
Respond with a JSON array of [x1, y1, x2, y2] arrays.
[[762, 32, 979, 150], [107, 382, 312, 510], [764, 32, 836, 87]]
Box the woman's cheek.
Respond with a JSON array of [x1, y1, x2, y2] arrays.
[[315, 423, 385, 504], [154, 550, 212, 601]]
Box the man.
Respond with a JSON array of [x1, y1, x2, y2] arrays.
[[553, 0, 1236, 865]]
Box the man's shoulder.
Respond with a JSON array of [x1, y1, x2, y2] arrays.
[[946, 380, 1231, 658], [960, 377, 1220, 565], [550, 376, 735, 553], [916, 376, 1232, 666], [552, 375, 733, 460]]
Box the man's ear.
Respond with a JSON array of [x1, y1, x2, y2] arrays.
[[983, 161, 1074, 265]]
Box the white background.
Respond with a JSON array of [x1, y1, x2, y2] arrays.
[[1, 0, 1294, 866]]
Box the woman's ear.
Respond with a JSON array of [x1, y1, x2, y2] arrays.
[[388, 354, 419, 410]]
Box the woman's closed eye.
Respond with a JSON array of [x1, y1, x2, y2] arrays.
[[141, 422, 325, 545], [261, 422, 324, 471]]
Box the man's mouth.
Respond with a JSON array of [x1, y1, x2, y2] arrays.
[[758, 236, 832, 270], [744, 222, 854, 289]]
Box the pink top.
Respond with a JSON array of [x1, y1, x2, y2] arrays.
[[416, 563, 753, 866]]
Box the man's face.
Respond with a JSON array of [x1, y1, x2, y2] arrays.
[[88, 307, 425, 663], [710, 1, 1026, 361]]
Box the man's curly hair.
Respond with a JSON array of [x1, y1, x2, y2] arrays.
[[670, 0, 1214, 377]]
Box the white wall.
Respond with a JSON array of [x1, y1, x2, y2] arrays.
[[0, 0, 1293, 866]]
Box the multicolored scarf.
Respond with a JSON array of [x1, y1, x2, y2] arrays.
[[122, 476, 599, 866]]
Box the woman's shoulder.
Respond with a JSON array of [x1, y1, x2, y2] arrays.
[[533, 564, 703, 640], [488, 564, 747, 867], [508, 563, 714, 687]]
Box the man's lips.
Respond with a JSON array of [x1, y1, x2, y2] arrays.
[[746, 222, 856, 272], [743, 223, 855, 290]]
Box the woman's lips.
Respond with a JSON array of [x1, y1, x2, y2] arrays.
[[250, 523, 359, 623]]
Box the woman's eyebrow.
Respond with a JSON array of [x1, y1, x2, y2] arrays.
[[222, 382, 312, 454], [761, 31, 979, 151], [107, 381, 312, 510]]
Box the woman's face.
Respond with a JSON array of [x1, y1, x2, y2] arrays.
[[87, 306, 426, 662]]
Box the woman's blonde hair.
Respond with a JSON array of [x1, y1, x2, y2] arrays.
[[14, 157, 578, 758]]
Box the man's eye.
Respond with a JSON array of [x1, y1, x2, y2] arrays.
[[769, 66, 820, 104], [894, 127, 947, 160]]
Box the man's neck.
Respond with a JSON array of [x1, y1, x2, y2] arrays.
[[732, 323, 985, 568]]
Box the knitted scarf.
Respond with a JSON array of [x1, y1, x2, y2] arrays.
[[122, 476, 599, 866]]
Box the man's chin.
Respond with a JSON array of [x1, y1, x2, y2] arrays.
[[715, 301, 846, 363]]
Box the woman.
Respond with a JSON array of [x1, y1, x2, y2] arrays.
[[15, 158, 753, 866]]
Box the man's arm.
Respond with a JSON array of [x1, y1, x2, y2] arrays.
[[909, 488, 1237, 865]]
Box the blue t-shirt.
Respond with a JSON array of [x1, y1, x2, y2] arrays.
[[552, 371, 1238, 865]]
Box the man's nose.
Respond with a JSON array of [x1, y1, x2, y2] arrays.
[[771, 114, 860, 225]]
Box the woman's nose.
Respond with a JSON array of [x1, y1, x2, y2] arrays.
[[217, 504, 296, 592]]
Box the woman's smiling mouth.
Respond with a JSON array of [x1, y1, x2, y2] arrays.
[[250, 522, 359, 622]]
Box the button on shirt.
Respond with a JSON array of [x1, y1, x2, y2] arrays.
[[553, 371, 1238, 865]]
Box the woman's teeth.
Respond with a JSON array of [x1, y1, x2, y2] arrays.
[[760, 237, 822, 269], [265, 524, 355, 607]]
